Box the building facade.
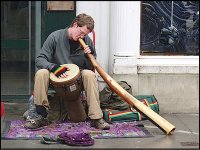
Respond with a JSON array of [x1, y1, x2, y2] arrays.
[[1, 1, 199, 113]]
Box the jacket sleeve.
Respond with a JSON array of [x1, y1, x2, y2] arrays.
[[35, 33, 57, 71], [83, 36, 97, 70], [84, 36, 97, 58]]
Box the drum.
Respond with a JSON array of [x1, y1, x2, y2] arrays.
[[49, 64, 87, 122], [50, 64, 83, 101]]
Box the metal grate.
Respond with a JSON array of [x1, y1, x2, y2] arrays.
[[180, 142, 199, 146]]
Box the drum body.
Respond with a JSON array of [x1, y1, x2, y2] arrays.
[[49, 64, 87, 122], [50, 64, 82, 101]]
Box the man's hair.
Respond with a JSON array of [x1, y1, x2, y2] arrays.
[[70, 13, 94, 32]]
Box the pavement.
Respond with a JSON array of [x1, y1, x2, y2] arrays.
[[1, 102, 199, 149]]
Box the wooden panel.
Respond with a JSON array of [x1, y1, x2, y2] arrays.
[[47, 1, 74, 11]]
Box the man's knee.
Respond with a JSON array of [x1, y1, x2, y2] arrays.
[[81, 70, 96, 79], [35, 69, 50, 79]]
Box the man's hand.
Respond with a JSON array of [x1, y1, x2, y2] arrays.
[[83, 45, 94, 54], [51, 65, 69, 78]]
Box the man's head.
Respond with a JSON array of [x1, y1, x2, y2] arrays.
[[69, 13, 95, 41]]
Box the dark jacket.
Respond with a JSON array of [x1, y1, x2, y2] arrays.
[[35, 27, 96, 72]]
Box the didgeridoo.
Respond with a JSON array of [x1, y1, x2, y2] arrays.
[[78, 38, 176, 135]]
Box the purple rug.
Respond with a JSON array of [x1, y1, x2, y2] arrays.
[[2, 120, 152, 139]]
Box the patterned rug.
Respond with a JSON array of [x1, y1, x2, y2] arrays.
[[1, 120, 153, 140]]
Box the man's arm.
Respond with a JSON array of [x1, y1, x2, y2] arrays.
[[35, 33, 56, 71], [84, 36, 96, 57]]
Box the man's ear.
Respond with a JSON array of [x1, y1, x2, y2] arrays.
[[73, 22, 78, 28]]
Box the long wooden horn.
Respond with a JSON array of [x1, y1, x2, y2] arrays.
[[78, 38, 175, 135]]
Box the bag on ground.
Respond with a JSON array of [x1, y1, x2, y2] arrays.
[[99, 81, 132, 111], [102, 94, 159, 123]]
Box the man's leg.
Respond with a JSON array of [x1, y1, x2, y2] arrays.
[[24, 69, 50, 129], [34, 69, 50, 108], [81, 70, 102, 119], [81, 70, 110, 130]]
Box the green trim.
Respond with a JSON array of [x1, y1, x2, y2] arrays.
[[43, 1, 76, 40], [1, 39, 29, 50], [1, 95, 30, 102]]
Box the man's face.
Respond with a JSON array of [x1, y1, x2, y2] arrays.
[[71, 23, 91, 41]]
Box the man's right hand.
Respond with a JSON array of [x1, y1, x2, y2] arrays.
[[51, 65, 69, 78]]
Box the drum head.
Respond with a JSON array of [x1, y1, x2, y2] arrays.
[[50, 64, 80, 84]]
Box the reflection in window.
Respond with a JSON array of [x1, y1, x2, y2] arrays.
[[1, 1, 29, 39], [140, 1, 199, 55]]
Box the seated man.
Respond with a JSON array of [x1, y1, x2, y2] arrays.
[[24, 13, 110, 130]]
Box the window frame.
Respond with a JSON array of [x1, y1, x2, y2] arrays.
[[140, 1, 199, 56]]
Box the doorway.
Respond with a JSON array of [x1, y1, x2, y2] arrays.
[[1, 1, 76, 101], [1, 1, 35, 100]]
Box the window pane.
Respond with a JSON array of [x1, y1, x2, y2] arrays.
[[140, 1, 199, 55], [1, 1, 35, 96]]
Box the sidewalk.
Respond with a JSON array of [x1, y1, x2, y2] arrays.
[[1, 102, 199, 149]]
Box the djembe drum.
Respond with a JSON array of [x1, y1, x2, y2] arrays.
[[49, 64, 87, 122]]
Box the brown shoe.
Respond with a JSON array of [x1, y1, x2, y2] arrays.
[[24, 115, 50, 130], [91, 118, 110, 130]]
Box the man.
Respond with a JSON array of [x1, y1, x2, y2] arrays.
[[24, 13, 110, 130]]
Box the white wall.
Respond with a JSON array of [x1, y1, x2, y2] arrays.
[[76, 1, 199, 113], [110, 1, 141, 74], [76, 1, 110, 72], [77, 1, 199, 75], [76, 1, 110, 90]]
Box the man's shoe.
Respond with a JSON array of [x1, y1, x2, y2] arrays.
[[24, 115, 50, 130], [23, 110, 29, 120], [91, 118, 110, 130], [23, 110, 39, 121]]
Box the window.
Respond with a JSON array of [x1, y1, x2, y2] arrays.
[[140, 1, 199, 56]]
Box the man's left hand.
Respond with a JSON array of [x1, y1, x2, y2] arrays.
[[83, 45, 94, 54]]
